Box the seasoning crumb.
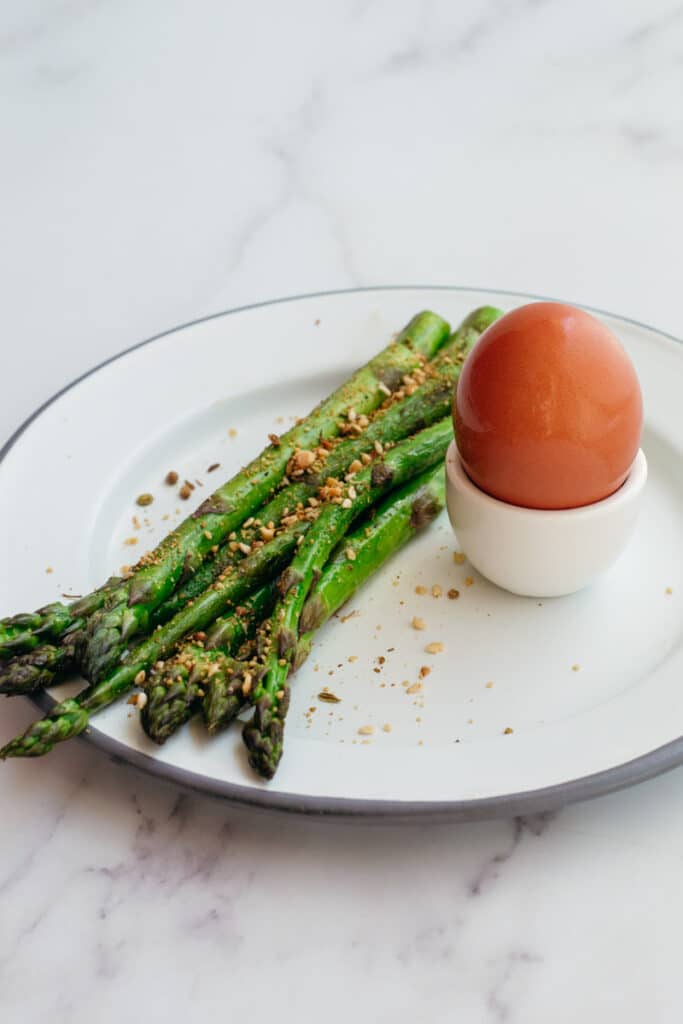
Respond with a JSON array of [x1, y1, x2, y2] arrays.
[[136, 493, 154, 507], [45, 566, 54, 574], [132, 515, 141, 530], [179, 483, 192, 500], [419, 666, 431, 679], [425, 642, 444, 654], [406, 682, 423, 694], [382, 723, 392, 733], [228, 428, 238, 438], [572, 664, 580, 672], [448, 588, 460, 600], [123, 536, 138, 546], [453, 551, 465, 565], [464, 576, 474, 587], [415, 585, 427, 595], [348, 655, 358, 663], [485, 681, 494, 689], [358, 725, 375, 736], [165, 471, 179, 486], [207, 463, 220, 473], [340, 610, 360, 623], [503, 726, 514, 735], [665, 587, 673, 595], [431, 584, 442, 598], [411, 616, 426, 631], [318, 690, 341, 704], [134, 670, 146, 686], [345, 547, 356, 561]]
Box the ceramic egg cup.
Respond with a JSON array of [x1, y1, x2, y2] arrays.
[[445, 441, 648, 598]]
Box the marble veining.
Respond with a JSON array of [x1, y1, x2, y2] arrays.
[[2, 1, 683, 1021]]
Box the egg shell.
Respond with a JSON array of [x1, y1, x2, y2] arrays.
[[453, 302, 643, 510]]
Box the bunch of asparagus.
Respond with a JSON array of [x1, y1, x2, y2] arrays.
[[0, 305, 502, 779]]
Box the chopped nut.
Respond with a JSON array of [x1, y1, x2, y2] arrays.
[[136, 493, 154, 507], [346, 547, 356, 561], [415, 585, 427, 595], [382, 723, 392, 733], [358, 725, 375, 736], [348, 655, 358, 663], [406, 682, 423, 694], [378, 382, 392, 396], [665, 587, 673, 595], [360, 452, 372, 465], [241, 672, 253, 696], [268, 433, 281, 446], [260, 526, 275, 541], [347, 459, 363, 476], [419, 666, 431, 678], [203, 530, 212, 540], [228, 428, 238, 438], [453, 551, 465, 565], [179, 483, 192, 500], [447, 588, 460, 600], [165, 471, 179, 486], [425, 642, 444, 654], [374, 440, 384, 455], [464, 577, 474, 587], [571, 664, 580, 672], [318, 690, 341, 704], [134, 670, 146, 686], [341, 498, 352, 509], [207, 463, 220, 473], [124, 536, 138, 546], [238, 542, 251, 556], [411, 616, 426, 630], [503, 727, 514, 735], [431, 584, 442, 598]]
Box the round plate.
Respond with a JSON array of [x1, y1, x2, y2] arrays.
[[2, 287, 682, 821]]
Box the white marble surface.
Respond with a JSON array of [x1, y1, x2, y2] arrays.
[[2, 1, 683, 1020]]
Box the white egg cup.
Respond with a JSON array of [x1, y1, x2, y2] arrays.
[[445, 441, 648, 598]]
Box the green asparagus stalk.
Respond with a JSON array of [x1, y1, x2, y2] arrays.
[[141, 584, 275, 743], [79, 312, 450, 684], [300, 462, 445, 637], [0, 585, 117, 660], [0, 519, 314, 759], [0, 484, 311, 697], [243, 417, 454, 779], [306, 306, 502, 486]]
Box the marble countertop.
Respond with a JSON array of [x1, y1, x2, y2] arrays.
[[2, 2, 682, 1020]]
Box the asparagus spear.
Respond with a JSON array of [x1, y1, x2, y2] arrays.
[[197, 464, 447, 738], [79, 312, 450, 684], [243, 417, 453, 779], [300, 462, 445, 637], [0, 311, 448, 672], [141, 584, 274, 743], [0, 586, 116, 660], [0, 484, 311, 697], [307, 306, 502, 486], [0, 517, 315, 759]]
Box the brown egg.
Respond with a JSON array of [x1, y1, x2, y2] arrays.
[[453, 302, 643, 510]]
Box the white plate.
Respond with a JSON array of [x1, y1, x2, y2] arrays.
[[1, 287, 682, 820]]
